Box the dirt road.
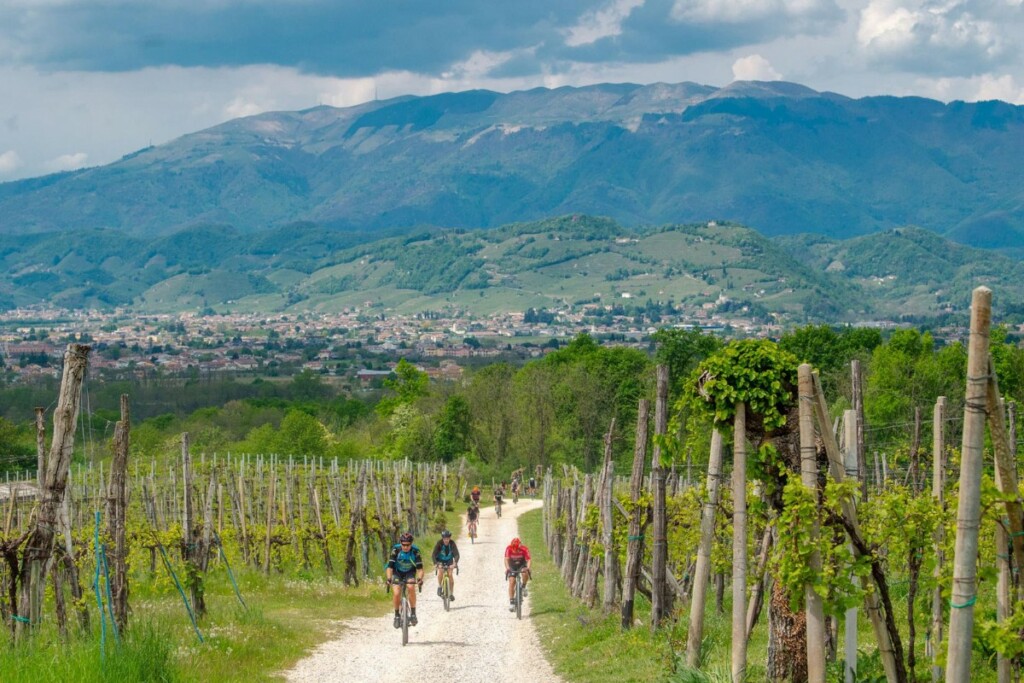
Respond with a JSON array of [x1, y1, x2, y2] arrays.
[[286, 497, 561, 682]]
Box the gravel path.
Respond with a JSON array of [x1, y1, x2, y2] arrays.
[[286, 498, 562, 682]]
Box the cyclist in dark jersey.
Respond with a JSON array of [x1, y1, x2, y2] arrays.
[[385, 532, 424, 628], [431, 529, 460, 600]]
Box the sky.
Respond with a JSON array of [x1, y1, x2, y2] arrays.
[[1, 0, 1022, 182]]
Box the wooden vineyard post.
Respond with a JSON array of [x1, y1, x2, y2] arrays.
[[946, 286, 991, 683], [181, 433, 206, 617], [107, 394, 130, 633], [16, 343, 90, 638], [264, 466, 276, 574], [650, 365, 669, 632], [799, 364, 826, 683], [34, 407, 45, 488], [929, 396, 946, 683], [843, 409, 858, 683], [622, 399, 649, 628], [601, 421, 617, 612], [984, 357, 1024, 596], [852, 360, 867, 500], [732, 404, 748, 683], [688, 428, 725, 661]]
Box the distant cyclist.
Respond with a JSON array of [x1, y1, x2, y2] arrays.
[[528, 476, 537, 497], [511, 478, 520, 503], [504, 537, 532, 611], [494, 482, 505, 515], [385, 532, 424, 628], [431, 530, 460, 600], [467, 503, 480, 537], [470, 485, 482, 506]]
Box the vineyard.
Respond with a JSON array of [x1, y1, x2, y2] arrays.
[[1, 286, 1023, 683]]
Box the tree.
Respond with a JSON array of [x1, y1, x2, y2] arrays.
[[376, 359, 429, 417], [652, 327, 722, 401], [433, 395, 472, 462]]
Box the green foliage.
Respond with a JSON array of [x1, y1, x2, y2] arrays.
[[652, 327, 722, 402], [375, 359, 428, 418], [433, 395, 472, 462], [688, 339, 799, 432]]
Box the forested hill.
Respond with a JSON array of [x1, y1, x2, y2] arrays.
[[2, 215, 1023, 323], [1, 81, 1023, 249]]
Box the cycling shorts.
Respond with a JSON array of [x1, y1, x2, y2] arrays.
[[393, 569, 417, 583]]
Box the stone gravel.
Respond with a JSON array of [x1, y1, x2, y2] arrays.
[[286, 498, 562, 682]]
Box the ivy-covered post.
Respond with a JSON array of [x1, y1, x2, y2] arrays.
[[945, 286, 991, 683], [686, 428, 723, 664], [732, 403, 748, 683], [798, 364, 826, 683]]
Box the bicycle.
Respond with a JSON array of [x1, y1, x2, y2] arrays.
[[438, 563, 458, 612], [467, 519, 477, 544], [389, 577, 419, 645], [495, 499, 503, 518], [508, 567, 527, 620], [512, 488, 519, 504]]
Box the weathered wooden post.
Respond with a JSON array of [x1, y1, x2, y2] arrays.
[[181, 432, 206, 617], [107, 394, 130, 633], [16, 344, 90, 637], [601, 420, 618, 611], [929, 396, 946, 683], [650, 365, 669, 632], [622, 399, 649, 628], [851, 360, 867, 500], [843, 409, 858, 683], [686, 429, 723, 665], [799, 364, 826, 683], [945, 286, 991, 683], [34, 407, 45, 488], [732, 405, 748, 683]]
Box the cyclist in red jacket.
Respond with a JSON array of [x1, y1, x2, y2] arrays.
[[504, 537, 532, 611]]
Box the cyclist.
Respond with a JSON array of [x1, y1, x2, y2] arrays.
[[467, 503, 480, 537], [493, 482, 505, 515], [504, 537, 532, 611], [431, 529, 460, 600], [470, 485, 482, 506], [511, 478, 520, 503], [385, 531, 424, 628], [528, 476, 537, 497]]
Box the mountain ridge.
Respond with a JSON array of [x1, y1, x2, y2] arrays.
[[2, 81, 1023, 249]]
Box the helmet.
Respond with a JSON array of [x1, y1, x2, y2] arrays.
[[472, 486, 480, 492], [441, 530, 452, 538], [510, 537, 521, 548], [399, 532, 413, 544]]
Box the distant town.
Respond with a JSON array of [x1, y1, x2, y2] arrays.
[[0, 303, 966, 387]]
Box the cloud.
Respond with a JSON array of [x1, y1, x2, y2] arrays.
[[564, 0, 646, 47], [45, 152, 88, 172], [732, 54, 782, 80], [918, 73, 1024, 104], [0, 150, 22, 174], [857, 0, 1020, 75]]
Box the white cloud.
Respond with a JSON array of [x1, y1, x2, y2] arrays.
[[0, 150, 22, 174], [44, 152, 88, 172], [919, 73, 1024, 103], [223, 98, 266, 120], [857, 0, 1013, 71], [732, 54, 783, 80], [441, 49, 523, 80], [565, 0, 645, 47], [671, 0, 831, 23]]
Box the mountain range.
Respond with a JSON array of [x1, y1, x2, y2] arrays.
[[2, 81, 1023, 251]]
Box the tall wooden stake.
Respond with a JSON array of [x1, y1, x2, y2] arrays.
[[107, 394, 130, 633], [945, 286, 991, 683], [686, 429, 724, 666], [799, 364, 826, 683], [650, 365, 669, 631], [843, 410, 858, 683], [929, 396, 946, 683], [622, 399, 649, 628], [732, 405, 748, 683]]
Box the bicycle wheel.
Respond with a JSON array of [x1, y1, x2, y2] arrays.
[[515, 574, 522, 620], [442, 572, 451, 612], [401, 591, 409, 646]]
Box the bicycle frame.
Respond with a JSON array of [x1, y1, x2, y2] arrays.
[[391, 577, 417, 645]]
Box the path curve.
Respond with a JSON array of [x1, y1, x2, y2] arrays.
[[286, 498, 562, 682]]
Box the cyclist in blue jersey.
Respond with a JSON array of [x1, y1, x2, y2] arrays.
[[431, 529, 461, 600], [385, 532, 424, 628]]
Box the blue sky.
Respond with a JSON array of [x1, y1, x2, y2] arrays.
[[1, 0, 1022, 181]]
